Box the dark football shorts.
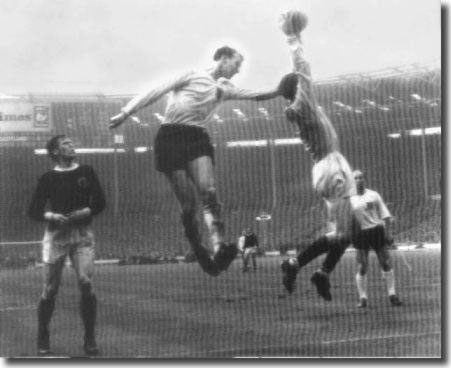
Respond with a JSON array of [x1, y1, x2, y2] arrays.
[[353, 224, 386, 250], [154, 124, 214, 173]]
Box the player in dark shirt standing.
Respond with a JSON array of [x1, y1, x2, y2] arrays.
[[28, 135, 106, 356], [238, 229, 259, 272]]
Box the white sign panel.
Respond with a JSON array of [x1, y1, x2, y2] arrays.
[[0, 102, 51, 132]]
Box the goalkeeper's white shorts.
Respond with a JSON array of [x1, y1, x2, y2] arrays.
[[312, 151, 356, 202]]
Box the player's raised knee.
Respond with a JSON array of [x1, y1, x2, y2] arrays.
[[42, 286, 59, 300], [200, 187, 219, 208]]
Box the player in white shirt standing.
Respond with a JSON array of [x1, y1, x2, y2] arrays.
[[351, 170, 402, 307], [109, 46, 281, 277]]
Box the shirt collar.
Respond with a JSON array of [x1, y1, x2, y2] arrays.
[[54, 162, 79, 172]]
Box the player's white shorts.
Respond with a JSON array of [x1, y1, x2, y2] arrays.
[[312, 151, 355, 202], [312, 151, 357, 240], [42, 224, 95, 265], [243, 246, 258, 256]]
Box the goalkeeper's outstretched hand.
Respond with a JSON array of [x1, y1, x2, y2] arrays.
[[109, 111, 128, 129]]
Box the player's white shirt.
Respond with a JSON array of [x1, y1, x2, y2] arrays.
[[350, 189, 391, 230], [122, 70, 275, 127], [238, 235, 245, 252]]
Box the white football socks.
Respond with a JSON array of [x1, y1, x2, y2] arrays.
[[381, 269, 396, 296], [203, 209, 222, 253], [355, 273, 368, 300]]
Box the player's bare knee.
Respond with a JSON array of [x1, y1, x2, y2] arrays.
[[377, 251, 392, 272], [42, 285, 59, 300], [42, 282, 59, 300], [200, 186, 216, 202]]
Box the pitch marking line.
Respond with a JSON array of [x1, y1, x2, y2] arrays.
[[0, 241, 41, 246], [0, 305, 35, 312], [322, 331, 440, 344], [188, 331, 440, 357]]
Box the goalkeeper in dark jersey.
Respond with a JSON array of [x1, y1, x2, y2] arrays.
[[277, 11, 358, 301], [28, 135, 106, 356]]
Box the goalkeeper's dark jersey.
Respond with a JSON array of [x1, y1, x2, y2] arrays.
[[243, 233, 259, 249], [287, 36, 339, 162], [28, 164, 106, 225]]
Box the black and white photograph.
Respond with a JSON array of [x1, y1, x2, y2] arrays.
[[0, 0, 443, 359]]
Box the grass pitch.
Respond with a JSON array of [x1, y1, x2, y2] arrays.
[[0, 249, 441, 358]]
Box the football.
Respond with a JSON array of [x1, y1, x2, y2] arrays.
[[281, 10, 308, 36]]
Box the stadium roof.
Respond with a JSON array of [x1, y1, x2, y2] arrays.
[[315, 61, 441, 85], [0, 62, 441, 103]]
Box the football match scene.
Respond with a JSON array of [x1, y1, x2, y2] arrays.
[[0, 0, 442, 360]]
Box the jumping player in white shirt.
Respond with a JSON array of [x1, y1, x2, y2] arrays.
[[109, 46, 282, 276]]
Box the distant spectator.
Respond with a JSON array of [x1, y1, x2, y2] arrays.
[[238, 229, 259, 272]]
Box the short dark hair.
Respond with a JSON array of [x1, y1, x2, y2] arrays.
[[213, 46, 241, 61], [278, 72, 299, 101], [46, 134, 66, 161]]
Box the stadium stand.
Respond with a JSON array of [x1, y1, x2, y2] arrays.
[[0, 64, 441, 267]]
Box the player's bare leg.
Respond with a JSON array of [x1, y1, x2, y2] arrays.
[[188, 157, 224, 253], [356, 249, 369, 307], [37, 259, 65, 356], [188, 156, 237, 271], [376, 246, 402, 306], [242, 250, 249, 272], [165, 170, 219, 276]]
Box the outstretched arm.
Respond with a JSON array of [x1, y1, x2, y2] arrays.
[[280, 12, 340, 158], [285, 35, 315, 108], [219, 78, 280, 101], [287, 35, 312, 80], [109, 71, 193, 129]]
